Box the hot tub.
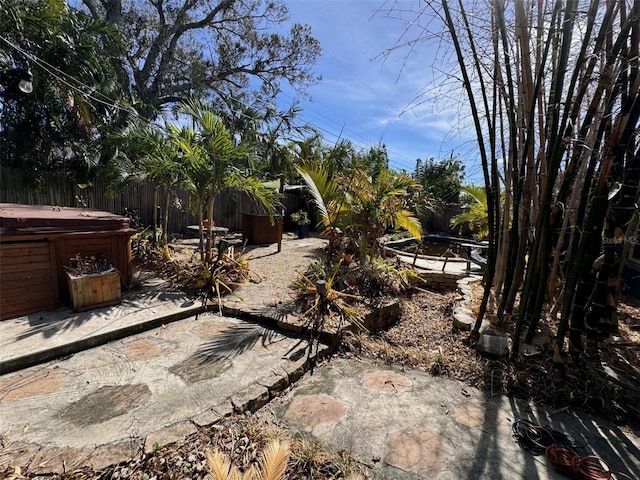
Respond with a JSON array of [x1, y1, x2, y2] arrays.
[[0, 203, 134, 319]]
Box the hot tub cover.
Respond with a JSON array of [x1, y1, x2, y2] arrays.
[[0, 203, 131, 235]]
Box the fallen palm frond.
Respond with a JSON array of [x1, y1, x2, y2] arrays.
[[291, 255, 424, 335], [206, 448, 239, 480], [206, 439, 290, 480], [256, 440, 290, 480], [292, 262, 366, 334], [131, 239, 254, 310]]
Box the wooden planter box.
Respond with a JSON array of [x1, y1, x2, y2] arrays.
[[241, 213, 283, 245], [66, 270, 121, 312]]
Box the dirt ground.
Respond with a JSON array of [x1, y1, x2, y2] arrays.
[[166, 233, 640, 429], [9, 233, 637, 479]]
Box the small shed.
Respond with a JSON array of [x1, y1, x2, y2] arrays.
[[0, 203, 134, 320]]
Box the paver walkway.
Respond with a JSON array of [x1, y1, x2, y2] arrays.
[[265, 357, 640, 479], [1, 235, 640, 479], [0, 276, 203, 375], [1, 312, 326, 472]]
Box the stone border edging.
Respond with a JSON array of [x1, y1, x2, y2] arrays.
[[453, 276, 481, 331], [0, 304, 206, 375], [454, 276, 511, 356]]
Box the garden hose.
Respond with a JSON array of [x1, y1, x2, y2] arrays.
[[512, 418, 634, 479]]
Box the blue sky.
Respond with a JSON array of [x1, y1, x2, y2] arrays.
[[277, 0, 482, 180]]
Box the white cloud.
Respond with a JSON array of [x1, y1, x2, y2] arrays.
[[279, 0, 475, 171]]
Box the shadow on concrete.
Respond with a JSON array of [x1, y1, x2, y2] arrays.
[[193, 323, 285, 364], [506, 395, 640, 479], [12, 281, 194, 342], [463, 392, 510, 480]]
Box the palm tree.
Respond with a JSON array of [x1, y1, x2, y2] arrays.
[[105, 123, 185, 254], [348, 169, 423, 258], [140, 130, 185, 252], [297, 164, 422, 261], [450, 185, 489, 239], [174, 99, 282, 261], [292, 134, 324, 165]]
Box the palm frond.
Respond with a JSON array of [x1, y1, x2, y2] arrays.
[[257, 440, 290, 480], [296, 165, 331, 227], [393, 209, 423, 239], [206, 448, 238, 480]]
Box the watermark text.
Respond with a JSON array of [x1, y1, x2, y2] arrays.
[[602, 235, 639, 245]]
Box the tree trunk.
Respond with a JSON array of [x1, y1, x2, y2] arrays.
[[152, 186, 159, 246], [161, 186, 171, 252], [205, 197, 215, 263], [563, 74, 640, 355], [514, 0, 580, 354]]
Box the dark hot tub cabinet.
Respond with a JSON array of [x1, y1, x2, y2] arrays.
[[0, 204, 134, 320]]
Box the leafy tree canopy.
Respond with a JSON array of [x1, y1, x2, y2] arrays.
[[413, 154, 464, 206], [76, 0, 322, 118], [0, 0, 129, 186]]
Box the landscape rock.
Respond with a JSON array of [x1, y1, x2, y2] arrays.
[[453, 306, 473, 316], [478, 321, 496, 335], [144, 421, 197, 454], [453, 312, 474, 331], [478, 335, 510, 356]]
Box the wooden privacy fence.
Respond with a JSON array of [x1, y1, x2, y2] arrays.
[[0, 167, 307, 234]]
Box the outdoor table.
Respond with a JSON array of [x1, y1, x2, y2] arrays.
[[187, 225, 229, 244]]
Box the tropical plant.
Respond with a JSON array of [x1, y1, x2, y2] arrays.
[[0, 0, 129, 187], [291, 134, 325, 165], [290, 210, 310, 225], [295, 162, 349, 261], [414, 155, 464, 197], [413, 154, 464, 231], [297, 164, 422, 261], [347, 168, 423, 258], [174, 99, 282, 261], [247, 102, 316, 183], [450, 185, 489, 239], [292, 259, 365, 331], [114, 124, 186, 253], [291, 164, 424, 337]]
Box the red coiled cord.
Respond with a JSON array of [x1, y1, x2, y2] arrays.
[[512, 419, 634, 479]]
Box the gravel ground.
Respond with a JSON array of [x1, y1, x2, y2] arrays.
[[228, 233, 326, 310], [6, 231, 639, 479]]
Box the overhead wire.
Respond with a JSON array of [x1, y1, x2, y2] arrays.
[[245, 90, 414, 171], [211, 86, 418, 172], [1, 31, 461, 173], [1, 33, 479, 176], [0, 35, 145, 121]]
